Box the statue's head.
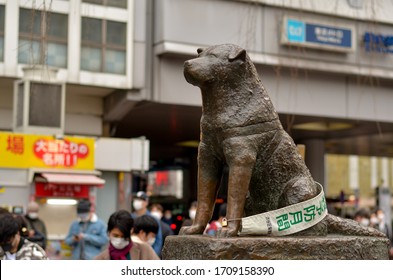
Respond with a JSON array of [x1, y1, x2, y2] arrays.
[[183, 44, 249, 88]]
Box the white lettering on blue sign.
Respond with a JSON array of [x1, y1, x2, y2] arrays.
[[307, 23, 351, 47], [284, 18, 353, 51]]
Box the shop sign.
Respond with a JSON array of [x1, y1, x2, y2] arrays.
[[281, 17, 355, 52], [35, 182, 89, 198], [0, 132, 94, 170], [363, 32, 393, 53]]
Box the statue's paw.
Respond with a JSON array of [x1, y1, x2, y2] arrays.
[[179, 225, 205, 235], [216, 227, 238, 238]]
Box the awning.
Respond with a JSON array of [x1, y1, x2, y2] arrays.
[[40, 173, 105, 187]]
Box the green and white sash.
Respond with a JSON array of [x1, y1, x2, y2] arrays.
[[238, 182, 327, 236]]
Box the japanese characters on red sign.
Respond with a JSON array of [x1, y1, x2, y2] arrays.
[[33, 139, 89, 167], [35, 182, 90, 198]]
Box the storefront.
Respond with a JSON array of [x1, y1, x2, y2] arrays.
[[0, 131, 150, 258], [0, 132, 100, 228]]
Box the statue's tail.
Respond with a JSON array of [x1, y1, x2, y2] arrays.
[[325, 214, 387, 238]]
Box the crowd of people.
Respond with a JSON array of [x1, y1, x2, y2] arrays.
[[0, 192, 198, 260], [353, 207, 391, 238], [1, 194, 392, 260], [0, 205, 48, 260]]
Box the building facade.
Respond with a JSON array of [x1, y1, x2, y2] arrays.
[[0, 0, 149, 241], [141, 0, 393, 204], [1, 0, 393, 240]]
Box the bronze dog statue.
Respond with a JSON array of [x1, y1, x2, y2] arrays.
[[180, 44, 386, 238]]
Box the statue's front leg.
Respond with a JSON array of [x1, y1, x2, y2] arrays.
[[218, 139, 256, 238], [179, 143, 221, 235]]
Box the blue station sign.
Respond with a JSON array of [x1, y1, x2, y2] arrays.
[[363, 32, 393, 53], [281, 17, 355, 52]]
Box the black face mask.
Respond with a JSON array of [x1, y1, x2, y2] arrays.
[[1, 242, 13, 252]]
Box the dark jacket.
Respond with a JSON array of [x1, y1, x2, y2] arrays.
[[94, 241, 159, 260]]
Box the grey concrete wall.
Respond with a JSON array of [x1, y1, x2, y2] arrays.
[[259, 66, 348, 118], [95, 171, 118, 225], [347, 79, 393, 122], [154, 0, 393, 69], [155, 55, 393, 123], [154, 0, 264, 52], [154, 56, 201, 106], [0, 185, 30, 210], [133, 0, 148, 89], [152, 0, 393, 123]]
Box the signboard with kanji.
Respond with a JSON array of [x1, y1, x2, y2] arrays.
[[0, 132, 95, 170], [35, 182, 90, 198], [276, 196, 327, 233], [281, 17, 355, 52]]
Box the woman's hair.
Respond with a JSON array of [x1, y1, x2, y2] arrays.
[[133, 215, 159, 235], [0, 213, 20, 244], [107, 210, 134, 239], [13, 214, 29, 238], [150, 203, 163, 212]]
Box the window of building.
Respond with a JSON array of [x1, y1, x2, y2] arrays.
[[83, 0, 127, 9], [0, 5, 5, 62], [18, 9, 68, 68], [81, 17, 126, 74]]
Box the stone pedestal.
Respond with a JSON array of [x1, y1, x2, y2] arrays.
[[162, 235, 390, 260]]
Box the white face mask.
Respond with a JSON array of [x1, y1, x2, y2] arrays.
[[147, 237, 156, 246], [78, 213, 90, 222], [360, 218, 370, 227], [28, 212, 38, 219], [133, 200, 144, 211], [110, 237, 130, 250], [189, 210, 196, 220], [150, 211, 163, 220], [370, 217, 379, 224]]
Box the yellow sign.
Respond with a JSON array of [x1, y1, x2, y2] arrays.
[[0, 132, 95, 170]]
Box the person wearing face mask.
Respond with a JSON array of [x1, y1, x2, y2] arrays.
[[353, 208, 370, 227], [24, 201, 47, 250], [181, 201, 198, 227], [0, 212, 47, 260], [131, 191, 163, 257], [375, 209, 389, 237], [150, 204, 173, 243], [162, 209, 174, 226], [131, 215, 160, 259], [64, 199, 108, 260], [369, 212, 379, 228], [95, 210, 159, 260]]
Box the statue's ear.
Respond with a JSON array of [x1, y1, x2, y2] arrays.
[[197, 48, 204, 54], [228, 48, 246, 62]]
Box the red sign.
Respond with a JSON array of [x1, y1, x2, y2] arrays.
[[155, 171, 169, 186], [35, 182, 89, 198], [33, 139, 89, 167]]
